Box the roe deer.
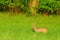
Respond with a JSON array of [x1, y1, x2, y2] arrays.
[[32, 24, 48, 33]]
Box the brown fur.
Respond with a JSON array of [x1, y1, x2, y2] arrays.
[[32, 24, 48, 33]]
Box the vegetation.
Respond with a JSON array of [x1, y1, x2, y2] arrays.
[[0, 14, 60, 40], [0, 0, 60, 16], [0, 0, 60, 40]]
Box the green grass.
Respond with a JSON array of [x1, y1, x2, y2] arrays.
[[0, 14, 60, 40]]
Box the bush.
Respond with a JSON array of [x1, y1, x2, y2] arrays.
[[36, 0, 60, 15], [0, 0, 60, 16]]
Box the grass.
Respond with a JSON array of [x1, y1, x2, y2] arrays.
[[0, 13, 60, 40]]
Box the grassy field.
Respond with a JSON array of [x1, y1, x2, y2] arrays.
[[0, 13, 60, 40]]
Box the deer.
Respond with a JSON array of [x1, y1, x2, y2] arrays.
[[32, 24, 48, 33]]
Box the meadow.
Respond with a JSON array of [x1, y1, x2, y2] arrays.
[[0, 13, 60, 40]]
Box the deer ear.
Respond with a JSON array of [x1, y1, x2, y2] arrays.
[[32, 23, 35, 26]]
